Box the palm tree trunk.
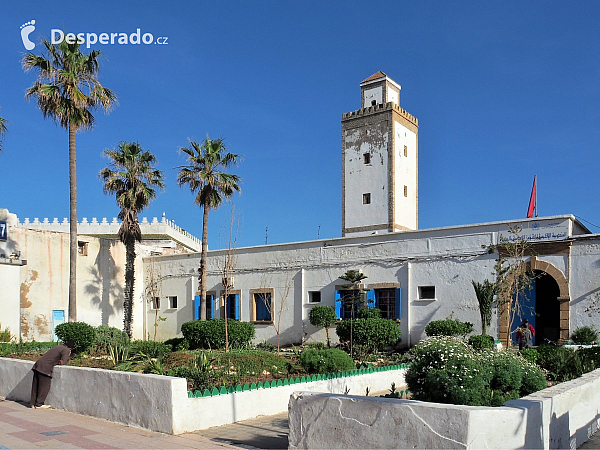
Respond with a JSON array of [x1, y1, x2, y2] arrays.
[[199, 201, 209, 321], [68, 121, 77, 322], [123, 238, 136, 338]]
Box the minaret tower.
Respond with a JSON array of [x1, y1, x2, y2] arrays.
[[341, 72, 419, 237]]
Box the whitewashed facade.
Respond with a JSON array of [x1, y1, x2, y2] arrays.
[[146, 215, 600, 347], [0, 210, 201, 341]]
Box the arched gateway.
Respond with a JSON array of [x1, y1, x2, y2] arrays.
[[499, 257, 570, 346]]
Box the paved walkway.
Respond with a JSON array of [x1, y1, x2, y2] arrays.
[[2, 396, 599, 449], [0, 399, 287, 449]]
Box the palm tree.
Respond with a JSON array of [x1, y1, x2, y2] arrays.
[[100, 142, 164, 338], [0, 115, 6, 151], [22, 39, 117, 322], [177, 136, 241, 321]]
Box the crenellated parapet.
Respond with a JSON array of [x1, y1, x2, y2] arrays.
[[16, 216, 202, 252], [342, 102, 418, 127]]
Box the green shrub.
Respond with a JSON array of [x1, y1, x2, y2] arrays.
[[0, 341, 57, 356], [255, 341, 276, 351], [571, 326, 598, 344], [181, 319, 255, 350], [299, 348, 355, 374], [0, 324, 14, 342], [335, 318, 401, 352], [356, 308, 382, 319], [535, 345, 583, 382], [425, 318, 474, 337], [163, 337, 189, 351], [54, 322, 96, 353], [468, 334, 494, 351], [167, 366, 211, 391], [519, 348, 539, 365], [129, 340, 171, 359], [309, 306, 337, 348], [92, 325, 129, 354], [405, 336, 547, 407], [306, 342, 326, 350], [579, 346, 600, 372]]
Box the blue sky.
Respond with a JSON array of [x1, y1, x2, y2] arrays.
[[2, 1, 599, 249]]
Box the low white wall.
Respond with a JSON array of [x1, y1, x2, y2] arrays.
[[288, 368, 600, 449], [0, 357, 406, 435], [175, 368, 407, 433], [0, 357, 186, 434]]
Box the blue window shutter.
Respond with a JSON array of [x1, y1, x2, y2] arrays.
[[207, 294, 215, 319], [335, 290, 342, 319], [234, 294, 240, 320], [395, 288, 402, 319], [194, 295, 200, 320], [366, 289, 376, 309]]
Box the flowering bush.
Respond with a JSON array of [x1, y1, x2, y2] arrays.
[[405, 336, 546, 406]]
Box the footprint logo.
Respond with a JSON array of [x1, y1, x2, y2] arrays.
[[20, 20, 36, 50]]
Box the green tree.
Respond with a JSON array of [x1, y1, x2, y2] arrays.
[[23, 39, 117, 322], [493, 226, 536, 347], [0, 114, 7, 151], [339, 270, 368, 357], [472, 279, 497, 335], [309, 305, 337, 348], [177, 136, 241, 320], [99, 142, 164, 338]]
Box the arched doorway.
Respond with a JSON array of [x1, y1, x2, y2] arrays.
[[532, 271, 561, 344], [501, 257, 570, 346]]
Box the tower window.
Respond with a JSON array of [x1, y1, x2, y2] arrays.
[[404, 145, 407, 157], [404, 186, 408, 197], [371, 100, 377, 106], [363, 153, 371, 164], [363, 193, 371, 204]]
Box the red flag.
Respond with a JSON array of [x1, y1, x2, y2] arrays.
[[527, 176, 537, 218]]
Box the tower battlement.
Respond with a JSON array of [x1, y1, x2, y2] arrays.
[[342, 102, 418, 127]]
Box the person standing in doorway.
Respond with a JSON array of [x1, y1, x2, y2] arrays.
[[516, 319, 535, 350], [30, 340, 74, 409]]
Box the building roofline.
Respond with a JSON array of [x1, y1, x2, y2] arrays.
[[183, 214, 588, 257]]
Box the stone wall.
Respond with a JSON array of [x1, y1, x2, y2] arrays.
[[288, 368, 600, 449]]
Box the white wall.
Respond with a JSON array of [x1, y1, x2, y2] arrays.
[[289, 368, 600, 449], [394, 120, 417, 230], [146, 216, 587, 347], [363, 86, 382, 106], [568, 240, 600, 331], [343, 125, 390, 230]]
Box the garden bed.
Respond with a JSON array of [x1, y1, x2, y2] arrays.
[[0, 356, 407, 434]]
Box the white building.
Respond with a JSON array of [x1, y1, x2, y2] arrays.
[[2, 72, 599, 347], [0, 209, 200, 341], [144, 73, 600, 347]]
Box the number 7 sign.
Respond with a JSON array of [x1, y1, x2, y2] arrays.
[[0, 221, 7, 241]]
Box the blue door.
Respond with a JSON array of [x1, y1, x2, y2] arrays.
[[52, 310, 65, 341], [510, 280, 537, 345]]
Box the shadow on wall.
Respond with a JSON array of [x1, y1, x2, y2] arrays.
[[572, 414, 600, 448], [86, 239, 123, 325], [175, 276, 193, 336], [550, 410, 571, 449], [8, 368, 33, 402], [411, 304, 441, 344]]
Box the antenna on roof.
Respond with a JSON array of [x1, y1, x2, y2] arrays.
[[265, 227, 268, 245]]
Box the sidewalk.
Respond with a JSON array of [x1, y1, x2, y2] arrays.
[[0, 398, 287, 449]]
